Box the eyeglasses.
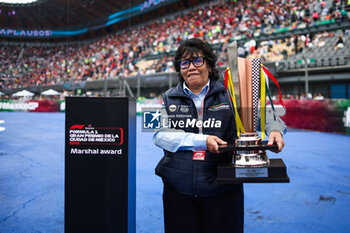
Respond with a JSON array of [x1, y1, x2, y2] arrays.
[[178, 56, 206, 69]]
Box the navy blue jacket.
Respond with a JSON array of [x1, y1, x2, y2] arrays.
[[155, 80, 241, 197]]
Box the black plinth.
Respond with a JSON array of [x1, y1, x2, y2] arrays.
[[217, 159, 290, 184]]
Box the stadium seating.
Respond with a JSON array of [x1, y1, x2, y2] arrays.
[[0, 0, 349, 91]]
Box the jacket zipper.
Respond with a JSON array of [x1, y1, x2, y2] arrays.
[[191, 98, 199, 196]]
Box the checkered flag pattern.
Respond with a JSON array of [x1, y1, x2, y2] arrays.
[[252, 59, 261, 131]]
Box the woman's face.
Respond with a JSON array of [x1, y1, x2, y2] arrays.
[[180, 51, 211, 93]]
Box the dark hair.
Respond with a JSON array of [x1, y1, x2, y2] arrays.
[[173, 38, 220, 82]]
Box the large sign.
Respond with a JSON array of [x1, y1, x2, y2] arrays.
[[65, 97, 136, 233], [0, 0, 178, 38], [0, 29, 52, 37]]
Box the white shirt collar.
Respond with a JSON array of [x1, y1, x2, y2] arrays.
[[183, 79, 210, 96]]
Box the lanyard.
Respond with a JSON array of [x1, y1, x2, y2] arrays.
[[197, 87, 209, 134]]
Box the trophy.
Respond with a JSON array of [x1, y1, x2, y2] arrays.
[[234, 132, 269, 167], [217, 42, 289, 183]]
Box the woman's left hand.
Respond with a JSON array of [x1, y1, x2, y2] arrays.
[[267, 130, 285, 153]]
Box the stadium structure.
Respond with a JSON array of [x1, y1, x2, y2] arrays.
[[1, 2, 350, 233], [0, 0, 349, 99]]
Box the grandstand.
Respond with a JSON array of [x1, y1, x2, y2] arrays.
[[0, 0, 349, 99], [1, 1, 350, 233]]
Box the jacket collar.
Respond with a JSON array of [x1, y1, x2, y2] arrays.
[[168, 80, 226, 98]]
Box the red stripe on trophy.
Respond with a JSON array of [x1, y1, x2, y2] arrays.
[[262, 66, 285, 107]]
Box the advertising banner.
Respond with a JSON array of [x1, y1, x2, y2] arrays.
[[277, 99, 350, 134], [0, 100, 59, 112]]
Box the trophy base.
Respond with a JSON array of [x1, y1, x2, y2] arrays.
[[217, 159, 289, 183], [234, 153, 269, 167]]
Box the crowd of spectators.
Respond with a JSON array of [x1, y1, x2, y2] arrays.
[[0, 0, 349, 90]]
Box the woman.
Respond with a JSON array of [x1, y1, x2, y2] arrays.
[[334, 35, 344, 50], [153, 38, 285, 233]]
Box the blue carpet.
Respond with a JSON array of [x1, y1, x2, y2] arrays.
[[0, 112, 349, 233]]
